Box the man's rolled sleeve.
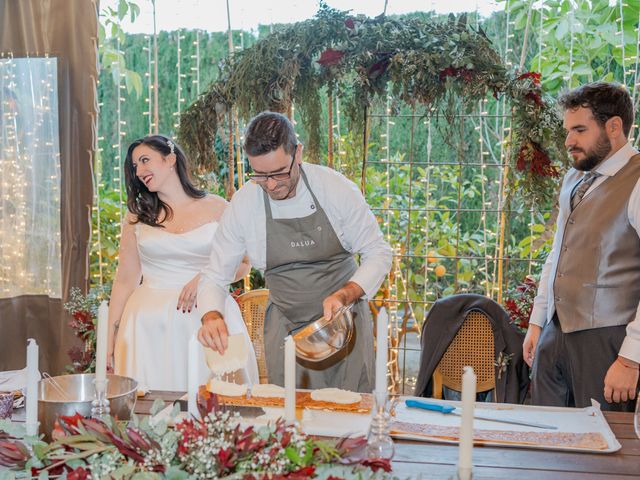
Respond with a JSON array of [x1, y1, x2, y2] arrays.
[[618, 334, 640, 364]]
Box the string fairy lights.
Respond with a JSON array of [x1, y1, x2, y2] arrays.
[[191, 30, 201, 96], [173, 29, 186, 131], [0, 57, 61, 298], [143, 35, 153, 135]]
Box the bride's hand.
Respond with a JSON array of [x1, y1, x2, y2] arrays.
[[178, 274, 201, 313]]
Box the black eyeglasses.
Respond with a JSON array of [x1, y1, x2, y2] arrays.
[[248, 149, 297, 183]]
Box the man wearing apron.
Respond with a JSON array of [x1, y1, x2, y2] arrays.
[[197, 111, 392, 392]]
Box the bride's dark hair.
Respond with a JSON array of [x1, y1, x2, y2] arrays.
[[124, 135, 205, 227]]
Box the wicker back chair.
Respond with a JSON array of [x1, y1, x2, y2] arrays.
[[236, 289, 269, 384], [431, 310, 496, 399]]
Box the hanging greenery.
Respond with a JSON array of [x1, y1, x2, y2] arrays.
[[178, 3, 567, 204]]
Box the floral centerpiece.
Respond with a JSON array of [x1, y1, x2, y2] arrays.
[[63, 287, 110, 373], [0, 391, 393, 479], [503, 275, 538, 334]]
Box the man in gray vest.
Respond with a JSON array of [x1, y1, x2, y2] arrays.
[[197, 111, 392, 392], [524, 82, 640, 411]]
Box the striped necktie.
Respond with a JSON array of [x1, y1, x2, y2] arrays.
[[570, 171, 601, 211]]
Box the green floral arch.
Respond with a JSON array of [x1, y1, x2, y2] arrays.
[[178, 4, 567, 204]]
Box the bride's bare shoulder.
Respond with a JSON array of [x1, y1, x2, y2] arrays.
[[201, 194, 228, 220]]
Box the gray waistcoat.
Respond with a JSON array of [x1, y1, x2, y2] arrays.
[[554, 154, 640, 332]]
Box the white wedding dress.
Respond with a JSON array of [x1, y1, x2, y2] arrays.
[[114, 221, 258, 391]]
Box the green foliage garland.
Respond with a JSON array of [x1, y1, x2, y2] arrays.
[[179, 3, 567, 205]]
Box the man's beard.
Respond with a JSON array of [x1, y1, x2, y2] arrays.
[[571, 132, 612, 171]]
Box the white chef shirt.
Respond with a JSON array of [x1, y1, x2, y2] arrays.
[[530, 142, 640, 363], [198, 162, 393, 315]]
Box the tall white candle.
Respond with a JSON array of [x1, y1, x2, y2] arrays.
[[458, 366, 476, 480], [25, 338, 39, 436], [375, 307, 388, 393], [284, 335, 296, 423], [95, 300, 109, 384], [188, 334, 199, 419]]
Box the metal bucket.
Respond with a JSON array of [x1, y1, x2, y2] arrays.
[[38, 373, 137, 439]]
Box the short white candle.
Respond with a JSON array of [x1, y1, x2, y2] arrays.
[[25, 338, 39, 436], [188, 334, 199, 419], [458, 366, 476, 480], [284, 335, 296, 423], [95, 301, 109, 384], [375, 307, 388, 393]]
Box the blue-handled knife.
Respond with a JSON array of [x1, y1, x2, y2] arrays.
[[405, 399, 558, 430]]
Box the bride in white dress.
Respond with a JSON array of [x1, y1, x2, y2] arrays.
[[108, 135, 258, 391]]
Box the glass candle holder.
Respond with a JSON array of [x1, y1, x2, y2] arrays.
[[91, 378, 111, 419], [366, 390, 395, 460]]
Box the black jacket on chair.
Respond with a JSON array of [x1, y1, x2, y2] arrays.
[[414, 294, 530, 403]]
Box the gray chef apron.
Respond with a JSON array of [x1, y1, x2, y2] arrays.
[[262, 167, 374, 392]]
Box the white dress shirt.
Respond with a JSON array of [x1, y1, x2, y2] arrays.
[[198, 162, 393, 315], [530, 142, 640, 363]]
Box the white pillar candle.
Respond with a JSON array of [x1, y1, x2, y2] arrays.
[[95, 300, 109, 384], [375, 307, 388, 393], [284, 335, 296, 423], [25, 338, 39, 436], [188, 334, 199, 419], [458, 366, 476, 480]]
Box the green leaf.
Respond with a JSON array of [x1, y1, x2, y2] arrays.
[[117, 0, 128, 21], [131, 473, 162, 480], [164, 466, 190, 480], [301, 440, 314, 465], [285, 445, 302, 465], [150, 398, 166, 416], [124, 70, 143, 97], [130, 3, 141, 23], [65, 458, 87, 469], [112, 464, 137, 479]]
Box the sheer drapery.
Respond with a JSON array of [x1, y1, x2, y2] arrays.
[[0, 58, 61, 298], [0, 0, 98, 373]]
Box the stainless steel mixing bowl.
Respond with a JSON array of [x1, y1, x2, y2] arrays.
[[292, 305, 354, 362], [38, 373, 137, 439]]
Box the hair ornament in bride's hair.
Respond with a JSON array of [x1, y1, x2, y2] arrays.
[[167, 139, 175, 154]]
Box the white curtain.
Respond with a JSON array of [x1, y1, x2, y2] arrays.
[[0, 58, 61, 298]]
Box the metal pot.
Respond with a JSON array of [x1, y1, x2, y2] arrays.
[[38, 373, 137, 439], [292, 305, 354, 362]]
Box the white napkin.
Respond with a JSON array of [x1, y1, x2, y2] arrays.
[[0, 368, 40, 392]]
